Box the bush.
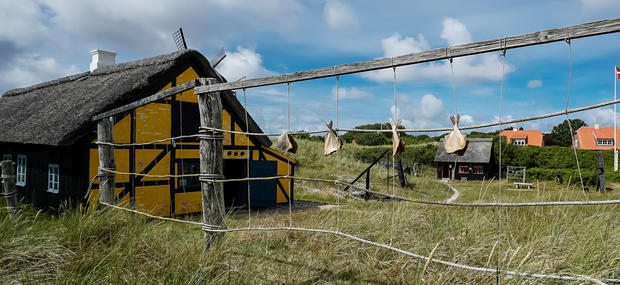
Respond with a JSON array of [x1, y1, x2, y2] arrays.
[[353, 144, 438, 165]]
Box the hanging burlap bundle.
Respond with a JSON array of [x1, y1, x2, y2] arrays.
[[444, 114, 467, 153], [323, 120, 343, 156], [277, 132, 298, 154], [389, 118, 405, 156]]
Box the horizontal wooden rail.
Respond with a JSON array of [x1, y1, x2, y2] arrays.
[[91, 79, 200, 121], [195, 17, 620, 94]]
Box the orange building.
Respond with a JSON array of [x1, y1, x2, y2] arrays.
[[573, 124, 620, 150], [499, 129, 544, 147]]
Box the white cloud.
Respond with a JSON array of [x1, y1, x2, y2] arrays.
[[216, 46, 276, 81], [581, 0, 620, 12], [527, 79, 543, 88], [582, 107, 617, 126], [331, 85, 373, 100], [0, 0, 50, 47], [42, 0, 304, 54], [0, 53, 78, 89], [460, 114, 474, 125], [440, 18, 471, 46], [361, 18, 514, 84], [323, 1, 359, 31]]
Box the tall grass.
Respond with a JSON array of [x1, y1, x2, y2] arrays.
[[0, 140, 618, 284]]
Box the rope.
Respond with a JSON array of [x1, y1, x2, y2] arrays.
[[195, 98, 620, 136], [390, 66, 396, 246], [243, 88, 251, 228], [563, 39, 587, 197], [287, 82, 293, 228], [335, 75, 341, 232], [96, 169, 620, 207], [497, 49, 507, 284], [95, 198, 620, 283]]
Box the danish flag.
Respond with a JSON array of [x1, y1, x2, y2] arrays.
[[617, 66, 620, 79]]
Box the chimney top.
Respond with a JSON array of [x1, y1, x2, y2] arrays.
[[594, 122, 600, 130], [90, 49, 117, 72], [512, 127, 518, 131]]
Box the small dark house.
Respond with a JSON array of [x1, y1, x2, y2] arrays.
[[434, 138, 494, 180]]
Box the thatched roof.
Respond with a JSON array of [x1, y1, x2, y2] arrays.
[[0, 49, 270, 147], [434, 138, 493, 163]]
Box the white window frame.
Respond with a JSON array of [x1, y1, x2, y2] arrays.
[[513, 139, 526, 146], [16, 154, 26, 186], [47, 164, 60, 193], [458, 165, 469, 174], [596, 138, 614, 146]]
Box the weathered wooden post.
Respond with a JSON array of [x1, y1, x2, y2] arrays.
[[1, 160, 20, 214], [97, 117, 116, 204], [197, 78, 227, 249]]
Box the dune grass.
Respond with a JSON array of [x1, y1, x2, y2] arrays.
[[1, 140, 619, 284]]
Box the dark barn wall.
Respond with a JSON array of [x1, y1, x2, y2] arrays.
[[436, 162, 493, 180], [0, 140, 90, 210]]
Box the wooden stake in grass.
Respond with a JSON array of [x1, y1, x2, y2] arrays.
[[1, 160, 20, 215], [198, 78, 227, 250], [97, 117, 116, 205]]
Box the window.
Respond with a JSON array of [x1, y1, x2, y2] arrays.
[[458, 165, 469, 174], [596, 138, 614, 146], [47, 164, 60, 193], [512, 139, 526, 146], [473, 166, 484, 174], [16, 154, 26, 186], [178, 161, 200, 189], [2, 154, 11, 161]]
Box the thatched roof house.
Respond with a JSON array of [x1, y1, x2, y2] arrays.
[[0, 49, 294, 214], [0, 49, 269, 147], [434, 138, 494, 180]]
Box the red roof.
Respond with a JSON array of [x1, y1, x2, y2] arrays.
[[499, 130, 544, 147], [574, 126, 620, 150]]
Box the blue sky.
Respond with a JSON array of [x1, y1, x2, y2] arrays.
[[1, 0, 619, 135]]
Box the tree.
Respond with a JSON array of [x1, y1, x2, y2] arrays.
[[550, 119, 587, 146]]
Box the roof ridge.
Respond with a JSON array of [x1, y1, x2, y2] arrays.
[[2, 49, 196, 98]]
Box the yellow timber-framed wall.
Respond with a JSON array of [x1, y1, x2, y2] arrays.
[[88, 67, 295, 216]]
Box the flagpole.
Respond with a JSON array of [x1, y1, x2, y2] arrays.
[[615, 65, 618, 171]]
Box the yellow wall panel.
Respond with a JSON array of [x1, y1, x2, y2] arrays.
[[113, 149, 130, 183], [135, 150, 170, 181], [223, 149, 249, 159], [175, 148, 199, 159], [176, 67, 199, 103], [233, 123, 253, 146], [135, 185, 170, 216], [135, 103, 171, 143], [222, 110, 232, 145], [175, 192, 202, 215], [113, 114, 131, 144]]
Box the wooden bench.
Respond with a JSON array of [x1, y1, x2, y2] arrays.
[[513, 182, 533, 189]]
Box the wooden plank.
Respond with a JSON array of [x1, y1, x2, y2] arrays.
[[91, 79, 200, 121], [195, 17, 620, 94], [97, 117, 116, 204], [1, 160, 20, 215], [198, 77, 227, 249]]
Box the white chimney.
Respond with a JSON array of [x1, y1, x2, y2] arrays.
[[513, 127, 518, 131], [595, 122, 600, 130], [90, 49, 117, 72]]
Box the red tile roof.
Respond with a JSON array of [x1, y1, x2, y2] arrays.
[[574, 126, 620, 150], [499, 129, 544, 147]]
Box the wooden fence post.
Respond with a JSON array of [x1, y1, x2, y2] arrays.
[[1, 160, 20, 214], [97, 117, 116, 204], [197, 78, 227, 249]]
